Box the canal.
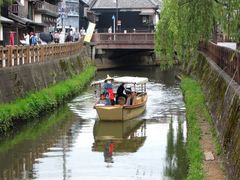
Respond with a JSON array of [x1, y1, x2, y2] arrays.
[[0, 66, 188, 180]]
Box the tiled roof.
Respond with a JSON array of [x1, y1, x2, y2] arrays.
[[81, 0, 91, 4], [91, 0, 159, 9], [0, 16, 14, 24]]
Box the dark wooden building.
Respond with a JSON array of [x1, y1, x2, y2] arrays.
[[89, 0, 160, 33], [0, 0, 59, 46]]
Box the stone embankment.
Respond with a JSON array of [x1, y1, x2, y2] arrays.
[[0, 46, 93, 103], [0, 45, 95, 133]]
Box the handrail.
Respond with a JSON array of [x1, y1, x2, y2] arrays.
[[199, 41, 240, 84], [0, 40, 84, 68], [92, 33, 154, 43], [91, 33, 154, 49]]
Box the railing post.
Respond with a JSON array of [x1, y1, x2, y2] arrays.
[[26, 46, 30, 64], [15, 46, 19, 65], [40, 45, 44, 62], [7, 46, 12, 67], [0, 46, 3, 68]]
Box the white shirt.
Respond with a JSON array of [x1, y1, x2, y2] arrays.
[[24, 34, 30, 45]]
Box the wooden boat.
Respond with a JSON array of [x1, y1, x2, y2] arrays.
[[91, 76, 148, 121]]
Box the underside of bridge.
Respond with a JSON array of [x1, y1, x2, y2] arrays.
[[94, 49, 159, 69]]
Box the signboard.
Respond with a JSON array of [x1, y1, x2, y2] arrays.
[[84, 22, 96, 43], [117, 20, 121, 26]]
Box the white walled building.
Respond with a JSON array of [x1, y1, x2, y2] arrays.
[[58, 0, 80, 30]]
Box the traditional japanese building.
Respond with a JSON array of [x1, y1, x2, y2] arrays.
[[0, 0, 59, 45], [57, 0, 80, 30], [89, 0, 160, 33]]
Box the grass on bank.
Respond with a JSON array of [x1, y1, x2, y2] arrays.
[[181, 76, 223, 179], [0, 66, 96, 133], [181, 77, 206, 180]]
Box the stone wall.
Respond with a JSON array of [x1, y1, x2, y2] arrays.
[[0, 46, 93, 104], [187, 52, 240, 179]]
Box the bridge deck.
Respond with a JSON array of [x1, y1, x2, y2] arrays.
[[92, 33, 154, 49]]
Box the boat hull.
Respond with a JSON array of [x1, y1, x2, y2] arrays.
[[95, 95, 147, 121]]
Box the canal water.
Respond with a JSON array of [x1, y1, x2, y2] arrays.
[[0, 66, 188, 180]]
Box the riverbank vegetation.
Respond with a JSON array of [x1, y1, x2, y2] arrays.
[[181, 77, 222, 180], [0, 66, 96, 134], [155, 0, 240, 68]]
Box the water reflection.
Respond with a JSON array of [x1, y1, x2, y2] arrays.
[[164, 116, 188, 180], [0, 106, 76, 180], [93, 119, 146, 167], [93, 120, 146, 151]]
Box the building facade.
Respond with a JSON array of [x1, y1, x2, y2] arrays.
[[89, 0, 160, 33], [57, 0, 80, 30], [0, 0, 59, 45]]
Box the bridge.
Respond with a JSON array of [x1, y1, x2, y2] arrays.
[[91, 33, 154, 50]]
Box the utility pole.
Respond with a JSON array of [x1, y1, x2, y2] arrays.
[[116, 0, 118, 32], [112, 15, 115, 34]]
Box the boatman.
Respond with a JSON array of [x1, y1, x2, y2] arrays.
[[116, 83, 127, 104]]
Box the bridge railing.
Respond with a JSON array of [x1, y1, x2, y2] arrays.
[[0, 40, 83, 68], [92, 33, 154, 44], [199, 41, 240, 84]]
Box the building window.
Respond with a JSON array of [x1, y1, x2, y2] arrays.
[[142, 16, 148, 23]]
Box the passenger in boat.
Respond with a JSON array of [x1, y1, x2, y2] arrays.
[[105, 92, 112, 105], [96, 93, 107, 105], [118, 96, 126, 106], [116, 83, 127, 104], [125, 88, 133, 106]]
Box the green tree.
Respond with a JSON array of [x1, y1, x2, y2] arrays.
[[155, 0, 240, 68]]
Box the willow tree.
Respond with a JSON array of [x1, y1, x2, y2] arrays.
[[155, 0, 240, 68], [0, 0, 12, 6]]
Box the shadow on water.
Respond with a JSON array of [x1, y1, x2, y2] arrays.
[[0, 66, 188, 180], [0, 106, 78, 180]]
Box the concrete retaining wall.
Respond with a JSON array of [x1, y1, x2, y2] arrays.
[[188, 52, 240, 179], [0, 46, 93, 104]]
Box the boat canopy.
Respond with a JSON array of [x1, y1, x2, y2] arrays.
[[91, 76, 148, 86]]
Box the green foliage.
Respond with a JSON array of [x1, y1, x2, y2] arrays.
[[0, 0, 12, 7], [181, 77, 223, 179], [181, 77, 205, 180], [155, 0, 240, 68], [0, 66, 96, 133]]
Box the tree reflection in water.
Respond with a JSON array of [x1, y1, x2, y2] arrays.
[[164, 116, 188, 180]]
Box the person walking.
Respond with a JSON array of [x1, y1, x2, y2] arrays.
[[30, 32, 38, 45], [80, 27, 86, 37], [23, 32, 30, 45], [108, 26, 112, 40], [73, 28, 80, 41]]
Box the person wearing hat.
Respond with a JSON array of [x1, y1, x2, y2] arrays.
[[103, 75, 114, 105]]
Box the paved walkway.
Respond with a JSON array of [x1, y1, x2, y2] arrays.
[[199, 116, 227, 180]]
